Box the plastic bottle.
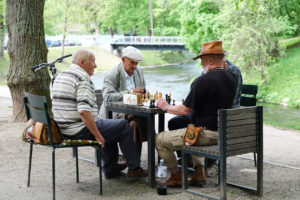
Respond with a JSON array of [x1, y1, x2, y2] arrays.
[[156, 159, 168, 195]]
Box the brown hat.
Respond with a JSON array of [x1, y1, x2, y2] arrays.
[[193, 40, 226, 60]]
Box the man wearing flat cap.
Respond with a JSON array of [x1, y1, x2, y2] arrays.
[[155, 40, 237, 187], [98, 46, 147, 157]]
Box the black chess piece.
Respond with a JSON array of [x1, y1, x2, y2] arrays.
[[172, 100, 175, 106], [149, 99, 155, 108]]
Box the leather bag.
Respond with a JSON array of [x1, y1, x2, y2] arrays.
[[183, 124, 204, 145], [22, 119, 62, 144]]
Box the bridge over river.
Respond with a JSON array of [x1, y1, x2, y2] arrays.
[[110, 36, 186, 51]]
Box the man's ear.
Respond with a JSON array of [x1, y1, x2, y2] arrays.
[[78, 58, 85, 67], [121, 57, 125, 63]]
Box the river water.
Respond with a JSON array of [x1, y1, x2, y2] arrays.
[[91, 62, 300, 129]]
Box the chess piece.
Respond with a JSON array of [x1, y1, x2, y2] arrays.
[[149, 99, 155, 108], [159, 92, 162, 99], [172, 100, 175, 106]]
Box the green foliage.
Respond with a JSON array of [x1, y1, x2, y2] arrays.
[[0, 53, 9, 85], [152, 0, 181, 36], [44, 0, 64, 35], [179, 0, 221, 53], [279, 36, 300, 48], [276, 0, 300, 36], [140, 50, 188, 66], [219, 0, 296, 78], [256, 47, 300, 107], [98, 0, 150, 35]]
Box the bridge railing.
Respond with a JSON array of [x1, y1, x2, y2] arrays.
[[111, 36, 184, 45]]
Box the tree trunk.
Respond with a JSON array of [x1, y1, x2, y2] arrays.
[[61, 0, 69, 57], [6, 0, 50, 122], [148, 0, 154, 36], [0, 20, 4, 58], [108, 26, 114, 38], [0, 5, 4, 58]]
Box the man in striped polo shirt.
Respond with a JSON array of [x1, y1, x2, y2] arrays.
[[52, 49, 147, 180]]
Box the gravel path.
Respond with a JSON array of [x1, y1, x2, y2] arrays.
[[0, 91, 299, 200]]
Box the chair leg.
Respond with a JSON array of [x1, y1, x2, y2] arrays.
[[27, 142, 33, 187], [97, 148, 103, 195], [74, 147, 79, 183], [52, 148, 56, 200], [220, 157, 227, 200], [254, 153, 257, 167], [181, 151, 188, 190]]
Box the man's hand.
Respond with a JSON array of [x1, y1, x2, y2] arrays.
[[79, 110, 105, 147], [133, 87, 144, 94], [95, 134, 105, 147], [156, 98, 169, 111]]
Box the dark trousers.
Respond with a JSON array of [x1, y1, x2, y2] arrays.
[[168, 114, 216, 167], [66, 119, 140, 175]]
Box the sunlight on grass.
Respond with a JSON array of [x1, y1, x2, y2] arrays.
[[47, 46, 120, 72]]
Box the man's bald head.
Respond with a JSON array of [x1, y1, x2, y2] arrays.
[[72, 50, 93, 65], [72, 49, 97, 76]]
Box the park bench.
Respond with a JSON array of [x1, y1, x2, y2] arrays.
[[24, 92, 103, 200], [181, 106, 263, 200]]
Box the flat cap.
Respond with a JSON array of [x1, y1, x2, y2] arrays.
[[122, 46, 143, 62]]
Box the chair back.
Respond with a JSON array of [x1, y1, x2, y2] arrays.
[[95, 89, 103, 111], [240, 84, 258, 106], [24, 92, 54, 145], [218, 106, 263, 157]]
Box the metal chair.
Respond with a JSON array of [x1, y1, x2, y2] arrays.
[[182, 106, 263, 200], [240, 84, 258, 166], [24, 92, 103, 200], [240, 84, 258, 106]]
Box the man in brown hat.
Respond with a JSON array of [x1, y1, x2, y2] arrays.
[[155, 40, 237, 187]]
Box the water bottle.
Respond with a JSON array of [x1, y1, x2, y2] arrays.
[[156, 159, 168, 195]]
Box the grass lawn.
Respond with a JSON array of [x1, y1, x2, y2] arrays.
[[257, 47, 300, 108], [47, 46, 120, 72]]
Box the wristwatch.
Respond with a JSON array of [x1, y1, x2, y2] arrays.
[[163, 105, 169, 112]]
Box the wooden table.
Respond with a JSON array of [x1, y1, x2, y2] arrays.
[[106, 102, 165, 187]]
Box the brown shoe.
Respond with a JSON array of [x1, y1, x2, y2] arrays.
[[165, 171, 182, 187], [189, 166, 206, 186], [127, 167, 148, 181]]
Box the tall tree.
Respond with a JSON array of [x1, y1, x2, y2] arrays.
[[0, 0, 5, 58], [6, 0, 51, 122], [61, 0, 70, 56], [148, 0, 154, 36]]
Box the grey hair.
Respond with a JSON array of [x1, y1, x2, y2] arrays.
[[72, 49, 93, 64]]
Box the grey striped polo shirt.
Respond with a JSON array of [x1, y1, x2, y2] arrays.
[[52, 64, 98, 136]]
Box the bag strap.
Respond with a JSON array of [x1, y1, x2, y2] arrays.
[[22, 119, 36, 142]]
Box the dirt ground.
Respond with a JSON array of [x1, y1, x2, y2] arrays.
[[0, 93, 300, 200]]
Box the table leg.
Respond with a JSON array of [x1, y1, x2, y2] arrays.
[[158, 114, 165, 132], [157, 114, 165, 163], [147, 114, 155, 187]]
